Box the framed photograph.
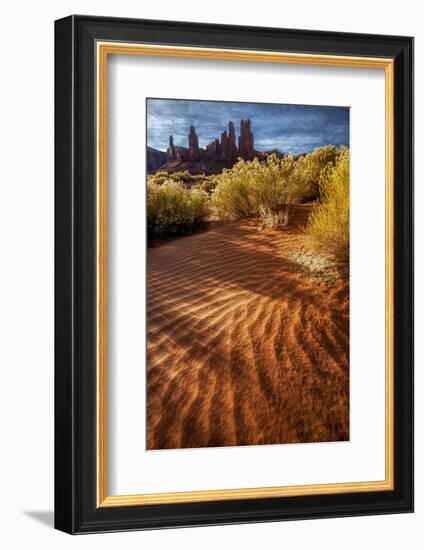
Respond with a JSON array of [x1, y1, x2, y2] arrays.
[[54, 15, 413, 534]]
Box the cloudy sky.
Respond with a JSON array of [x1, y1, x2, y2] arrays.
[[147, 98, 349, 155]]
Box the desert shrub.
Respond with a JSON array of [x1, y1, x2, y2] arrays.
[[210, 148, 341, 221], [171, 171, 201, 186], [147, 180, 210, 237], [294, 145, 340, 200], [259, 205, 291, 230], [211, 154, 299, 220], [196, 176, 218, 194], [148, 171, 216, 190], [148, 171, 175, 186], [306, 147, 349, 261], [148, 171, 187, 186]]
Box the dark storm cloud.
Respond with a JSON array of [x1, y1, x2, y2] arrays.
[[147, 98, 349, 155]]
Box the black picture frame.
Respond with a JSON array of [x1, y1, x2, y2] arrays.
[[55, 15, 414, 534]]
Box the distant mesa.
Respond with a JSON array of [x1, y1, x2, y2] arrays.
[[148, 119, 258, 175], [147, 146, 167, 172]]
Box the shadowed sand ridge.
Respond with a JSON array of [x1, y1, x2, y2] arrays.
[[147, 205, 349, 450]]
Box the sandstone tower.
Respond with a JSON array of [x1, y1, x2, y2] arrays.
[[163, 120, 255, 165], [220, 130, 228, 160], [205, 139, 220, 160], [167, 135, 176, 161], [228, 121, 238, 159], [188, 125, 200, 161], [238, 119, 254, 160]]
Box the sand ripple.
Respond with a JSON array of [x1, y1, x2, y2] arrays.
[[147, 205, 349, 449]]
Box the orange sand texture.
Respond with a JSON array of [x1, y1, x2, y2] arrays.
[[147, 205, 349, 450]]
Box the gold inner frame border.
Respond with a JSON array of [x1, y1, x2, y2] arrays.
[[96, 42, 394, 508]]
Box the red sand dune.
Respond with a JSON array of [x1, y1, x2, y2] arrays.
[[147, 205, 349, 450]]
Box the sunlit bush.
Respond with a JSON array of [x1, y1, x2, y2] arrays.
[[148, 171, 215, 190], [294, 145, 340, 200], [306, 147, 350, 261], [147, 180, 210, 237], [147, 147, 347, 240], [194, 177, 219, 194], [210, 148, 343, 220], [211, 155, 298, 220]]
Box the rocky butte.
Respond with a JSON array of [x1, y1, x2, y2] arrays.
[[147, 119, 257, 175], [167, 119, 254, 163]]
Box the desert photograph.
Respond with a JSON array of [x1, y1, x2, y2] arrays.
[[146, 98, 350, 450]]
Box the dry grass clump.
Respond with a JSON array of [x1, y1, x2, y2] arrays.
[[306, 147, 349, 262], [147, 179, 210, 237], [289, 249, 342, 285], [259, 205, 291, 230]]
